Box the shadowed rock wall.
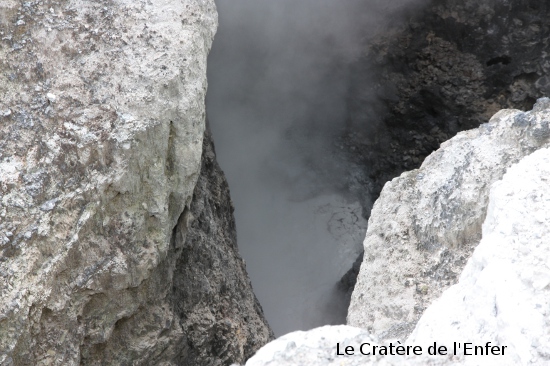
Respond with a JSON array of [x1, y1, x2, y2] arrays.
[[340, 0, 550, 313], [345, 0, 550, 208], [171, 124, 273, 365]]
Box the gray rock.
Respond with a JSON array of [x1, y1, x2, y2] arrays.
[[170, 124, 273, 365], [348, 101, 550, 340], [0, 0, 270, 365], [244, 325, 380, 366]]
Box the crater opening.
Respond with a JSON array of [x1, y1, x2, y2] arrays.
[[205, 0, 548, 338], [205, 0, 423, 336]]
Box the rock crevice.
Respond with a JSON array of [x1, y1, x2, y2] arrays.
[[242, 101, 550, 366]]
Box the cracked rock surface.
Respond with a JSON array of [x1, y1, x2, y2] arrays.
[[0, 0, 271, 364]]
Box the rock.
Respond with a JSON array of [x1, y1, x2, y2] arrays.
[[344, 0, 550, 212], [171, 124, 273, 365], [0, 0, 270, 365], [348, 99, 550, 340], [340, 0, 550, 293], [241, 120, 550, 366], [45, 93, 56, 103], [408, 146, 550, 365], [244, 325, 379, 366]]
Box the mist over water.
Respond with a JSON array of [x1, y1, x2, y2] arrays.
[[206, 0, 424, 336]]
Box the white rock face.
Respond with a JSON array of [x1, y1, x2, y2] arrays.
[[408, 146, 550, 365], [242, 113, 550, 366], [0, 0, 219, 364], [243, 325, 379, 366], [348, 100, 550, 339]]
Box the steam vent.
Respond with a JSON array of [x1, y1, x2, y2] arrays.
[[1, 0, 550, 365]]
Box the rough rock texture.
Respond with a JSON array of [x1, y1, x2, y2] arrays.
[[343, 0, 550, 211], [0, 0, 270, 364], [408, 146, 550, 365], [348, 99, 550, 340], [339, 0, 550, 295], [171, 124, 273, 365], [242, 120, 550, 366]]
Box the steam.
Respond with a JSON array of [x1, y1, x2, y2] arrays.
[[207, 0, 426, 336]]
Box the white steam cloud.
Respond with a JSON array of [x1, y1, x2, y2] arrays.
[[207, 0, 427, 336]]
